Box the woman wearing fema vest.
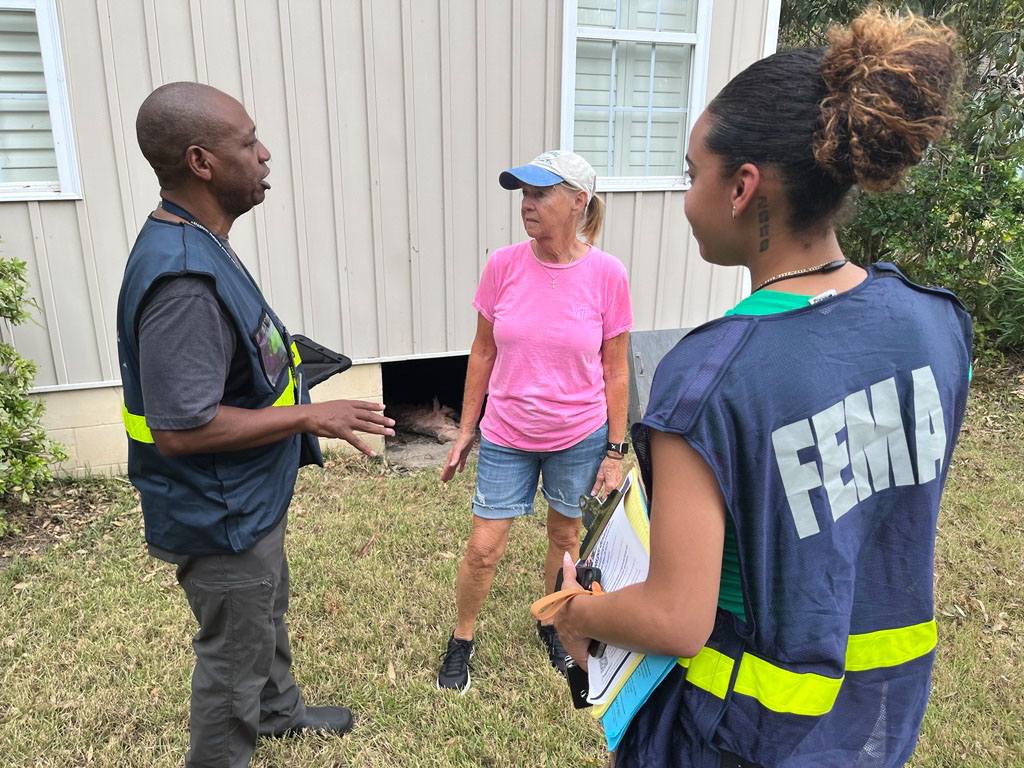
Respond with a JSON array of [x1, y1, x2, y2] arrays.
[[436, 151, 633, 694], [552, 10, 970, 768]]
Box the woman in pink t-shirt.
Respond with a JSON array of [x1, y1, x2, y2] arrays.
[[435, 151, 633, 694]]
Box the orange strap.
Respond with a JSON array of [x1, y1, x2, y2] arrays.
[[529, 583, 604, 623]]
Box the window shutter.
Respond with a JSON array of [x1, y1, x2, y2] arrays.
[[631, 0, 698, 34], [623, 43, 689, 176], [578, 0, 697, 33], [574, 40, 614, 172], [0, 8, 58, 185], [572, 0, 697, 178], [574, 40, 690, 177], [577, 0, 617, 29]]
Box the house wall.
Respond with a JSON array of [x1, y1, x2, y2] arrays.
[[0, 0, 777, 473]]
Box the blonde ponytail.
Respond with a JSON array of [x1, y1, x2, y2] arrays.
[[580, 194, 605, 244]]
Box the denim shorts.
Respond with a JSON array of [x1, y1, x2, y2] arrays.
[[472, 423, 608, 519]]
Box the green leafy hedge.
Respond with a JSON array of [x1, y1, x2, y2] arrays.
[[840, 144, 1024, 355], [0, 251, 67, 534]]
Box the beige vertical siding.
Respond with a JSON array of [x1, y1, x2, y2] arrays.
[[0, 0, 774, 392]]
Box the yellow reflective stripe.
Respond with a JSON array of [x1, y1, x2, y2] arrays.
[[122, 400, 155, 444], [676, 619, 937, 718], [678, 647, 735, 700], [845, 619, 937, 672], [734, 654, 843, 716], [272, 366, 297, 407], [678, 648, 841, 716], [271, 340, 300, 406]]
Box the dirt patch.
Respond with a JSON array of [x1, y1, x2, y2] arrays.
[[385, 430, 478, 472], [383, 399, 476, 472], [0, 478, 137, 568]]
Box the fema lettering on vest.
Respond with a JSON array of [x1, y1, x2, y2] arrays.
[[772, 366, 947, 539]]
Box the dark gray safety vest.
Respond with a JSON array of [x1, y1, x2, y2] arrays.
[[623, 264, 972, 768], [116, 214, 322, 555]]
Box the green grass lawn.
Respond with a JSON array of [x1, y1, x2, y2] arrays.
[[1, 366, 1021, 767]]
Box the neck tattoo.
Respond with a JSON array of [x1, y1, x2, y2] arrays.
[[756, 195, 770, 253]]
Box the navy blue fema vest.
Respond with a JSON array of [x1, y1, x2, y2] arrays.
[[623, 264, 972, 768], [116, 215, 322, 555]]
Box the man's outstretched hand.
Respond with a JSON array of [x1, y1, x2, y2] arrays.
[[307, 400, 395, 457]]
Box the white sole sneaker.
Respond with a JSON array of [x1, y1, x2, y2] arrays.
[[436, 645, 474, 694], [435, 669, 472, 695]]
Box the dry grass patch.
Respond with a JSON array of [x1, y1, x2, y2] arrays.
[[0, 458, 606, 767]]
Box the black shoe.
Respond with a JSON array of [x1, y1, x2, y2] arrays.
[[537, 621, 570, 677], [271, 705, 354, 737], [436, 632, 474, 694]]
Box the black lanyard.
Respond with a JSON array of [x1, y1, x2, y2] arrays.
[[159, 199, 243, 271], [158, 198, 270, 296], [158, 197, 200, 222]]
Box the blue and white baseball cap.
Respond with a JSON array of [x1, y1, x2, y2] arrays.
[[499, 150, 597, 205]]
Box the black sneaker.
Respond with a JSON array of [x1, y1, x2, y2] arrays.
[[436, 633, 474, 694], [537, 621, 570, 677]]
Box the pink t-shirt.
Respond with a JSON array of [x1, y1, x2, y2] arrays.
[[473, 240, 633, 452]]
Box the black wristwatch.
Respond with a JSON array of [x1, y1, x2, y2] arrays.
[[605, 441, 629, 455]]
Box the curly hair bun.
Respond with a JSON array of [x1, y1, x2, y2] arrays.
[[813, 8, 959, 192]]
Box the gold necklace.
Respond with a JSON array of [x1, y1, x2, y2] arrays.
[[752, 259, 848, 293]]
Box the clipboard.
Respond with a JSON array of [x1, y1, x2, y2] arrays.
[[290, 334, 352, 388], [580, 470, 677, 751]]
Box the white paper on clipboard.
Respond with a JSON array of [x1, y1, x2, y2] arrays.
[[584, 472, 653, 706]]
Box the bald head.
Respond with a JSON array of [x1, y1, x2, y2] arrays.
[[136, 82, 240, 189]]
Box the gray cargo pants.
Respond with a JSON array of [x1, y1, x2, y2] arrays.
[[173, 514, 306, 768]]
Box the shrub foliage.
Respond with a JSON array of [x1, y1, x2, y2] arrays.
[[0, 250, 66, 532]]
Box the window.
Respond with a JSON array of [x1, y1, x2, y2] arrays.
[[560, 0, 711, 191], [0, 0, 79, 199]]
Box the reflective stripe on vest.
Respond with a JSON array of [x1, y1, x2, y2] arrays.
[[121, 400, 155, 444], [678, 618, 937, 716], [678, 647, 840, 716], [122, 342, 302, 444], [845, 618, 937, 672]]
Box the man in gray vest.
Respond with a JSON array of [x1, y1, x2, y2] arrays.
[[117, 82, 395, 768]]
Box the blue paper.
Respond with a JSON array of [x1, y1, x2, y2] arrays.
[[600, 653, 677, 752]]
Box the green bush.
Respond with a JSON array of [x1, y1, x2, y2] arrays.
[[995, 255, 1024, 350], [839, 144, 1024, 356], [0, 250, 67, 533]]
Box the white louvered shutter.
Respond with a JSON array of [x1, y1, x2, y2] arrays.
[[572, 0, 698, 179], [0, 8, 58, 185]]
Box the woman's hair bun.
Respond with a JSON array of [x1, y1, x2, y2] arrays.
[[814, 7, 959, 192]]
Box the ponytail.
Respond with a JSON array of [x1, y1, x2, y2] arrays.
[[580, 193, 605, 243]]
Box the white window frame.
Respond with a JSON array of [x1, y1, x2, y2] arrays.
[[560, 0, 712, 192], [0, 0, 80, 200]]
